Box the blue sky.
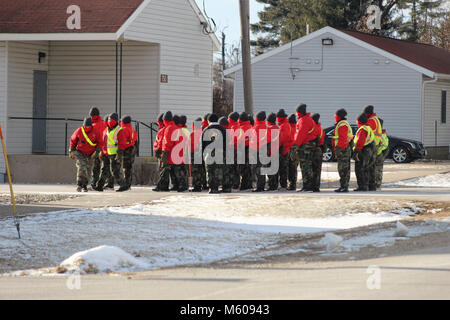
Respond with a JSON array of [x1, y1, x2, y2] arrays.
[[194, 0, 265, 46]]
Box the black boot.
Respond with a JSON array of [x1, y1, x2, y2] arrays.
[[354, 186, 369, 192], [116, 185, 130, 192], [335, 187, 349, 193], [153, 187, 169, 192]]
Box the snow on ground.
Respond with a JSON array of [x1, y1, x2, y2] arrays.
[[0, 195, 429, 276], [385, 173, 450, 188]]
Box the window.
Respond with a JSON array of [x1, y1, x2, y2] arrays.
[[442, 90, 447, 124]]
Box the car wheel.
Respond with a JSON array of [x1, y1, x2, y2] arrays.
[[322, 146, 334, 162], [392, 146, 410, 164]]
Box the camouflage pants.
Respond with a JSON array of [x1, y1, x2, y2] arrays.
[[222, 165, 233, 191], [173, 164, 188, 191], [288, 147, 299, 189], [239, 146, 253, 189], [253, 161, 266, 190], [191, 153, 204, 190], [355, 143, 376, 189], [98, 154, 125, 188], [231, 151, 241, 189], [312, 147, 323, 190], [75, 151, 93, 188], [206, 163, 223, 191], [335, 146, 352, 189], [297, 141, 316, 190], [156, 151, 171, 190], [375, 148, 390, 188], [91, 156, 101, 188], [122, 146, 136, 188], [279, 152, 289, 189]]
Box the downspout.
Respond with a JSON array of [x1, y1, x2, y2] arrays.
[[422, 75, 438, 144]]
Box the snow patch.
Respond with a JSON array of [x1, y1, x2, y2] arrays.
[[394, 221, 409, 237], [387, 173, 450, 188], [319, 233, 343, 252]]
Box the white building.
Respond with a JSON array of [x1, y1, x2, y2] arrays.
[[0, 0, 219, 179], [225, 26, 450, 158]]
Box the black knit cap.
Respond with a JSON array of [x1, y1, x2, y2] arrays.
[[180, 115, 187, 126], [335, 108, 347, 119], [83, 118, 93, 127], [173, 115, 180, 125], [357, 113, 368, 124], [364, 105, 374, 115], [109, 113, 119, 122], [276, 109, 287, 118], [121, 115, 132, 124], [163, 111, 173, 121], [256, 111, 266, 121], [267, 113, 276, 124], [158, 113, 164, 122], [228, 112, 239, 121], [296, 104, 307, 114], [288, 114, 297, 124], [239, 112, 249, 122], [311, 113, 320, 124], [219, 116, 229, 127], [89, 107, 100, 117], [204, 113, 211, 121], [249, 115, 254, 126], [208, 113, 219, 123]]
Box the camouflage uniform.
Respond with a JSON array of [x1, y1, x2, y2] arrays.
[[91, 156, 101, 188], [278, 151, 289, 189], [231, 153, 241, 189], [311, 145, 323, 190], [97, 154, 125, 189], [173, 164, 188, 191], [297, 141, 316, 190], [156, 151, 171, 190], [335, 146, 352, 189], [122, 145, 136, 188], [288, 147, 299, 190], [222, 164, 233, 191], [354, 142, 377, 190], [239, 146, 253, 189], [254, 160, 266, 191], [191, 153, 204, 190], [375, 147, 390, 188], [206, 163, 223, 191], [75, 151, 94, 188]]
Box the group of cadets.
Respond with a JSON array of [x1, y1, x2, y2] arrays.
[[152, 103, 389, 194], [69, 107, 138, 192]]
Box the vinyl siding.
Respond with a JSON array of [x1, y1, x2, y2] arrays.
[[47, 40, 159, 156], [423, 80, 450, 147], [123, 0, 214, 122], [0, 42, 6, 172], [6, 41, 49, 154], [233, 31, 423, 142]]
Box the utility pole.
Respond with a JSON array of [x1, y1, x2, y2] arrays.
[[239, 0, 254, 115], [222, 32, 226, 72]]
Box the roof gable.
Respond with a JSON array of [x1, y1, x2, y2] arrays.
[[225, 26, 449, 77], [0, 0, 144, 33]]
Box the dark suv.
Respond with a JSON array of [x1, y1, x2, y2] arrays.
[[323, 125, 427, 163]]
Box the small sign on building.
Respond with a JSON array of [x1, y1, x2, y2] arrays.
[[160, 74, 169, 83]]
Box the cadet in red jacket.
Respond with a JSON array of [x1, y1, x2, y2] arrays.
[[353, 113, 376, 192], [190, 117, 204, 192], [70, 118, 100, 192], [266, 113, 280, 191], [238, 112, 254, 190], [93, 113, 128, 192], [228, 112, 241, 189], [287, 114, 298, 190], [293, 104, 318, 192], [332, 109, 354, 193], [118, 115, 138, 192], [153, 111, 177, 192], [153, 113, 165, 158], [277, 109, 291, 189], [251, 111, 268, 192], [89, 107, 107, 190], [363, 105, 382, 191], [311, 113, 325, 192]]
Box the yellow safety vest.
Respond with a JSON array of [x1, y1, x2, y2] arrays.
[[369, 116, 383, 145], [81, 127, 96, 147], [353, 125, 375, 150], [107, 126, 123, 155], [332, 120, 354, 147], [378, 132, 389, 155]]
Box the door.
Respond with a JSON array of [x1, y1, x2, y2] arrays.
[[32, 70, 48, 153]]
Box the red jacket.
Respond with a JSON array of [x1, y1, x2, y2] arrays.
[[250, 119, 267, 151], [316, 123, 325, 146], [355, 125, 369, 151], [294, 113, 318, 147], [91, 116, 106, 151], [162, 120, 179, 164], [267, 122, 280, 155], [333, 119, 352, 150], [70, 126, 99, 156], [100, 125, 127, 156], [277, 117, 292, 156], [119, 123, 137, 151], [202, 119, 209, 130], [238, 120, 253, 147], [153, 121, 165, 153]]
